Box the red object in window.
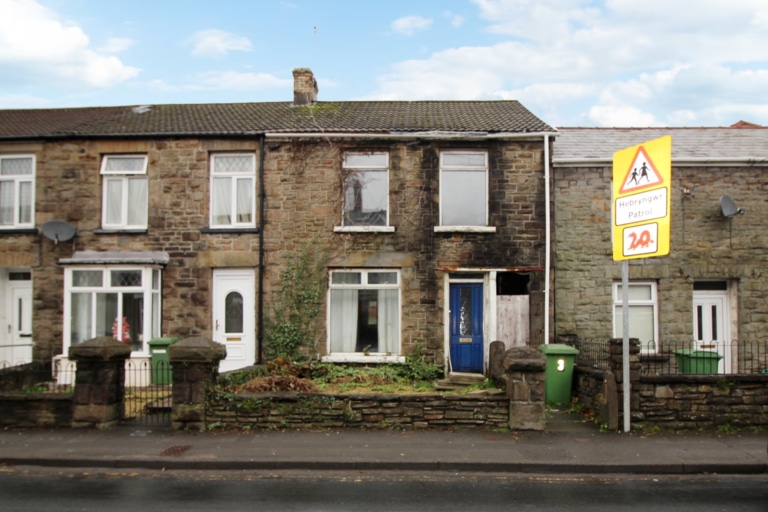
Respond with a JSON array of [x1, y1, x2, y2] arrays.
[[112, 317, 131, 342]]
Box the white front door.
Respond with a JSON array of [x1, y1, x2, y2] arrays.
[[1, 278, 33, 365], [693, 290, 730, 373], [213, 269, 255, 373]]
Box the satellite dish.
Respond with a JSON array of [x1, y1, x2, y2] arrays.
[[40, 220, 77, 243], [720, 195, 745, 217]]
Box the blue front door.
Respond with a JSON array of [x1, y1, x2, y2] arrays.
[[449, 283, 484, 373]]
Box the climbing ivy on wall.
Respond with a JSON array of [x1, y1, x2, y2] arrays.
[[264, 240, 327, 361]]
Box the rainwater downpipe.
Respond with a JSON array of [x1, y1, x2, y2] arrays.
[[257, 135, 266, 364], [543, 134, 551, 344]]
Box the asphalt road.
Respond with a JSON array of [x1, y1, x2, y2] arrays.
[[1, 467, 766, 511]]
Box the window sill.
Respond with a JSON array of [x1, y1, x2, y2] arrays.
[[322, 354, 406, 364], [94, 229, 148, 235], [333, 226, 395, 233], [200, 227, 260, 234], [434, 226, 496, 233], [0, 228, 38, 235]]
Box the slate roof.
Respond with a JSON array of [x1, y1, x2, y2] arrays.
[[0, 101, 554, 139], [553, 127, 768, 164]]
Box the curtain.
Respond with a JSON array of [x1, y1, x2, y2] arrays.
[[235, 178, 253, 223], [377, 289, 400, 354], [127, 178, 148, 226], [330, 289, 358, 352], [212, 178, 231, 225], [70, 293, 92, 345], [105, 179, 122, 225], [0, 181, 13, 225]]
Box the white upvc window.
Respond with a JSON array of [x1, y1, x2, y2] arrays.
[[63, 266, 161, 355], [326, 269, 402, 362], [438, 151, 490, 229], [613, 281, 659, 353], [336, 152, 392, 232], [0, 154, 35, 229], [210, 154, 256, 228], [100, 155, 148, 229]]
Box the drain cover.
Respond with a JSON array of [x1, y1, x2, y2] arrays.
[[160, 444, 192, 456]]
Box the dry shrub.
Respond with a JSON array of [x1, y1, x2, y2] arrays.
[[234, 375, 318, 393]]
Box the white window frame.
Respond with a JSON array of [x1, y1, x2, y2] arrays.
[[100, 155, 149, 230], [324, 269, 404, 363], [612, 281, 659, 354], [63, 266, 162, 356], [436, 150, 495, 233], [209, 153, 256, 229], [0, 154, 35, 229], [334, 152, 394, 233]]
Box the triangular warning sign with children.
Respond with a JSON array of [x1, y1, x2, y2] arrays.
[[618, 145, 664, 194]]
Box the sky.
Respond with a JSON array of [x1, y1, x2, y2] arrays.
[[1, 0, 768, 128]]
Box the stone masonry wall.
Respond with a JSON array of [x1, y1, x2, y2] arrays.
[[4, 138, 261, 361], [206, 392, 510, 430], [263, 138, 548, 362], [3, 134, 547, 366], [553, 163, 768, 343], [636, 376, 768, 430]]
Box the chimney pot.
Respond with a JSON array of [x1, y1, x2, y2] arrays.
[[292, 68, 318, 106]]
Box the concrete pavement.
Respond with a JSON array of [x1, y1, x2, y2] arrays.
[[0, 411, 765, 474]]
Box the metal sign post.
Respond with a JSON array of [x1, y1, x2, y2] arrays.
[[612, 136, 672, 433]]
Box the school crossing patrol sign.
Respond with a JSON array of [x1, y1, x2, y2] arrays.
[[612, 136, 672, 261]]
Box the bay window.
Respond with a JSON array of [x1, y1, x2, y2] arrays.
[[65, 266, 161, 354]]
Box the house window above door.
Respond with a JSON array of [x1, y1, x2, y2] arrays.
[[209, 153, 256, 229], [335, 152, 393, 233], [100, 155, 148, 230], [0, 154, 35, 230], [436, 151, 495, 233]]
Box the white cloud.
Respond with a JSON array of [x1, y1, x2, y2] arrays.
[[191, 29, 252, 57], [588, 105, 659, 127], [391, 16, 433, 36], [0, 0, 139, 87], [0, 93, 50, 109], [370, 0, 768, 126], [100, 38, 135, 54], [194, 70, 290, 90], [444, 11, 465, 28]]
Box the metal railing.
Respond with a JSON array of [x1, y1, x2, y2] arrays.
[[0, 360, 74, 393], [123, 358, 172, 426], [641, 339, 768, 376], [566, 338, 768, 376]]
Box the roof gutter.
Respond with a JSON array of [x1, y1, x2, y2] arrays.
[[553, 157, 768, 167], [265, 131, 557, 140]]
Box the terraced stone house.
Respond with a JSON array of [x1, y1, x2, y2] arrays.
[[0, 68, 556, 376], [552, 127, 768, 374]]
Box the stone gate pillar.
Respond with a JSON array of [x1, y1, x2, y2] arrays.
[[69, 336, 132, 429], [168, 337, 226, 431], [504, 346, 547, 430]]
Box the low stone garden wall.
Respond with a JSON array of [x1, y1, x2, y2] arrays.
[[205, 392, 510, 430], [0, 393, 72, 428], [636, 375, 768, 430]]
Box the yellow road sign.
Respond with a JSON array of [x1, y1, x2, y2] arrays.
[[612, 136, 671, 261]]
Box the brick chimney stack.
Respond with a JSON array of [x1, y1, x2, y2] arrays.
[[292, 68, 318, 106]]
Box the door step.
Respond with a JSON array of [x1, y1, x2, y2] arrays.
[[435, 372, 486, 390]]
